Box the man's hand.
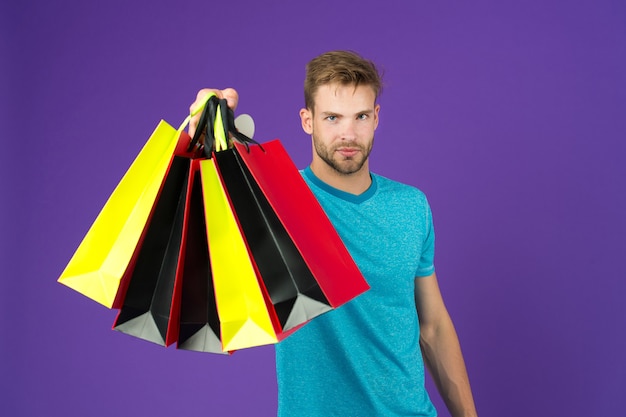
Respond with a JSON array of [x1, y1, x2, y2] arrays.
[[189, 88, 239, 137]]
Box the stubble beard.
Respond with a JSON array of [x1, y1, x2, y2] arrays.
[[313, 135, 373, 176]]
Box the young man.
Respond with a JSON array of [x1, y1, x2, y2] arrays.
[[190, 51, 477, 417]]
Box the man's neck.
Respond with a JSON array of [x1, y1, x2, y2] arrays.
[[309, 161, 372, 195]]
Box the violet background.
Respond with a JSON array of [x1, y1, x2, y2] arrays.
[[2, 1, 625, 416]]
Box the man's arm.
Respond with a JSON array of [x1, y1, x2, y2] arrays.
[[415, 273, 478, 417]]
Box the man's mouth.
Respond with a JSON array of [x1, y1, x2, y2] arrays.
[[337, 147, 359, 158]]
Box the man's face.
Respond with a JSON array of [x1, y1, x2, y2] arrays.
[[301, 83, 380, 176]]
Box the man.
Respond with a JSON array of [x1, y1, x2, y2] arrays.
[[190, 51, 477, 417]]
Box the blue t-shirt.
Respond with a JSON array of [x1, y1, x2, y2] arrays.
[[275, 167, 437, 417]]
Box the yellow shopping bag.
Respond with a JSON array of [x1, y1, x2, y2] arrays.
[[200, 157, 278, 352], [58, 121, 182, 308], [58, 92, 219, 309]]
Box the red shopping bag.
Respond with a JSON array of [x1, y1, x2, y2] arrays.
[[235, 140, 370, 309], [214, 148, 333, 336]]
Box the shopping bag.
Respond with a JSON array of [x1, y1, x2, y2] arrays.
[[200, 156, 278, 352], [234, 140, 370, 308], [60, 91, 370, 354], [112, 152, 191, 346], [214, 149, 333, 334], [58, 91, 216, 311], [176, 159, 225, 354], [58, 120, 182, 308]]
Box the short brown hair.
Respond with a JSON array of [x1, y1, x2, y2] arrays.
[[304, 50, 383, 110]]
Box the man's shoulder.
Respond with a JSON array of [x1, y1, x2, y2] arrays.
[[371, 172, 428, 201]]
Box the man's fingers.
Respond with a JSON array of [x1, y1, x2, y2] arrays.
[[221, 88, 239, 111], [188, 88, 239, 137]]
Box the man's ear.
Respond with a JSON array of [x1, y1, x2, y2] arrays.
[[374, 103, 380, 130], [300, 108, 313, 135]]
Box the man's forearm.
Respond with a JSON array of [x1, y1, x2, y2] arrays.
[[420, 315, 478, 417]]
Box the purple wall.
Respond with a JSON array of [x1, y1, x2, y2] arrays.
[[3, 1, 625, 416]]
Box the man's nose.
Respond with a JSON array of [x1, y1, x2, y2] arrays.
[[340, 120, 357, 140]]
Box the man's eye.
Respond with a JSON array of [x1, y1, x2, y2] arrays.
[[326, 115, 337, 121], [357, 114, 368, 120]]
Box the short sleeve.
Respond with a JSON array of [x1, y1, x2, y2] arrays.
[[415, 201, 435, 277]]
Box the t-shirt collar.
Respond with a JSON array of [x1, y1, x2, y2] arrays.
[[303, 166, 378, 204]]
